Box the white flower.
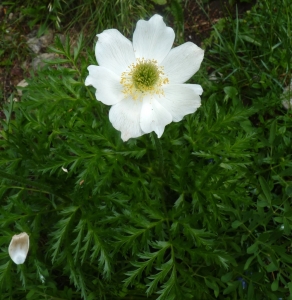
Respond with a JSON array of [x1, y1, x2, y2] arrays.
[[85, 14, 204, 141], [8, 232, 30, 264]]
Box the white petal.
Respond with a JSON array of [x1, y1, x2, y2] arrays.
[[95, 29, 136, 76], [161, 42, 204, 84], [159, 84, 202, 122], [133, 14, 175, 63], [140, 95, 172, 138], [85, 65, 124, 105], [8, 232, 29, 265], [109, 97, 144, 141], [62, 167, 68, 173]]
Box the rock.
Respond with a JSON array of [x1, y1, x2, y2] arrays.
[[39, 29, 54, 48], [16, 79, 29, 96], [26, 29, 54, 53], [27, 29, 38, 39], [21, 60, 28, 70], [27, 37, 42, 54], [31, 53, 58, 71], [282, 80, 292, 110]]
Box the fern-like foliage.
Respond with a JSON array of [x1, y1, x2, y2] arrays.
[[0, 1, 292, 299]]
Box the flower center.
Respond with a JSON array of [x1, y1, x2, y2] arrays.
[[120, 58, 169, 101], [132, 62, 159, 91]]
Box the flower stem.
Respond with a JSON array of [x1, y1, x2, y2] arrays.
[[152, 133, 164, 176], [151, 134, 172, 240]]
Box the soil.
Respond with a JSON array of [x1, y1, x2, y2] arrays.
[[0, 0, 256, 114], [184, 0, 256, 46]]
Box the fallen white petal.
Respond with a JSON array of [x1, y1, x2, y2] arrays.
[[160, 84, 202, 122], [62, 167, 68, 173], [109, 97, 144, 141], [133, 14, 175, 63], [95, 29, 136, 76], [8, 232, 29, 265], [140, 95, 172, 137], [161, 42, 204, 84]]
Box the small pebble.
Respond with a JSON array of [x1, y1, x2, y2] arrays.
[[16, 79, 29, 97], [282, 80, 292, 110], [31, 53, 58, 71], [27, 37, 42, 54]]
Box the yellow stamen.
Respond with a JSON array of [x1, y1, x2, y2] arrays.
[[120, 58, 169, 101]]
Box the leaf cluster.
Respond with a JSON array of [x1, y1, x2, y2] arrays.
[[0, 0, 292, 299]]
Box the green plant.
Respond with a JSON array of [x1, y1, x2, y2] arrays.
[[0, 0, 292, 299], [2, 0, 153, 37]]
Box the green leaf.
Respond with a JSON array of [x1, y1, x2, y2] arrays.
[[269, 120, 276, 144], [257, 200, 269, 207], [48, 46, 65, 55], [288, 282, 292, 299], [283, 217, 291, 235], [273, 217, 283, 223], [271, 279, 278, 291], [50, 207, 79, 263], [117, 149, 146, 159], [224, 86, 238, 98], [272, 246, 292, 264], [155, 267, 179, 300], [221, 272, 233, 283], [239, 34, 261, 46], [259, 176, 272, 204], [285, 185, 292, 197], [223, 281, 240, 295], [73, 33, 84, 62], [247, 243, 258, 254], [266, 262, 278, 272], [182, 225, 215, 247], [174, 194, 184, 209], [205, 278, 219, 298], [244, 255, 255, 270], [247, 282, 254, 300], [146, 258, 173, 296], [0, 261, 12, 291], [231, 220, 242, 228], [124, 242, 171, 289], [151, 0, 167, 4]]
